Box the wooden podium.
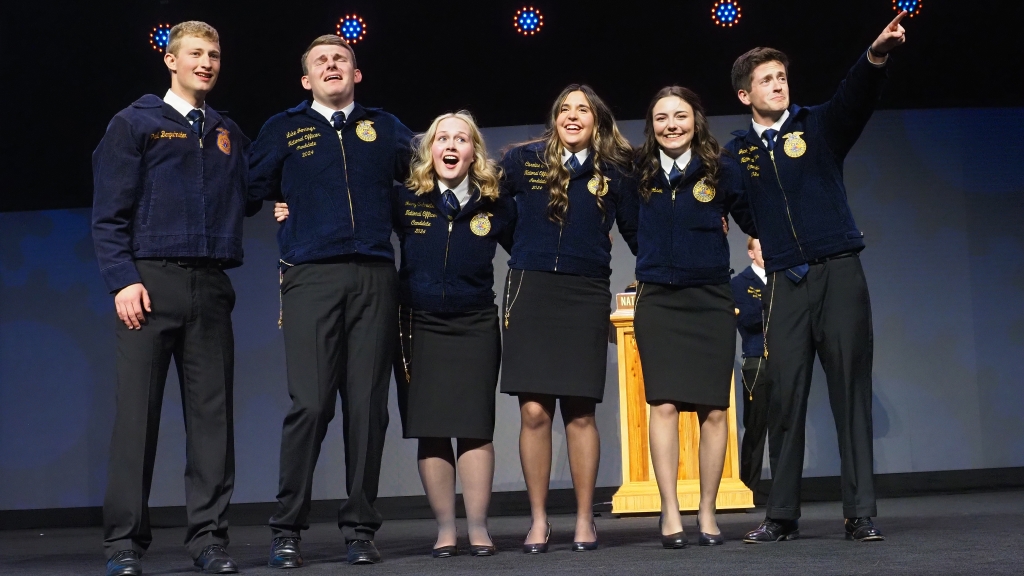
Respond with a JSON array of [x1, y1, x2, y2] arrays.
[[610, 293, 753, 515]]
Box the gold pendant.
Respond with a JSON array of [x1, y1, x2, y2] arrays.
[[783, 132, 807, 158], [692, 178, 715, 202]]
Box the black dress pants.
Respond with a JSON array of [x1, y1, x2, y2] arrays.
[[739, 356, 782, 491], [103, 259, 236, 560], [270, 259, 397, 541], [763, 253, 876, 520]]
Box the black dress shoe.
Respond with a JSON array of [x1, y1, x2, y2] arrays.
[[846, 517, 885, 542], [431, 545, 459, 558], [268, 536, 303, 569], [659, 515, 687, 549], [193, 545, 238, 574], [696, 517, 725, 546], [346, 539, 381, 564], [743, 518, 799, 543], [571, 522, 598, 552], [105, 550, 142, 576], [522, 522, 551, 554], [469, 543, 497, 556]]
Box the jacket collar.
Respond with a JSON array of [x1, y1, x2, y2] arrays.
[[135, 94, 222, 137], [289, 100, 367, 128], [732, 104, 807, 150], [739, 265, 766, 286], [656, 153, 705, 189], [430, 183, 486, 221]]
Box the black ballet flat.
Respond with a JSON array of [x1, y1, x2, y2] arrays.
[[431, 545, 459, 558], [659, 514, 688, 549], [469, 532, 497, 556], [522, 522, 551, 554], [696, 517, 725, 546], [571, 522, 598, 552]]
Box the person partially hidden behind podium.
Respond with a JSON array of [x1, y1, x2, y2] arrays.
[[624, 86, 754, 548], [723, 12, 910, 543], [92, 21, 248, 576], [730, 237, 782, 494]]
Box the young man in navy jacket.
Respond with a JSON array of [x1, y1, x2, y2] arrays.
[[92, 21, 247, 576], [730, 237, 781, 495], [724, 12, 908, 543], [248, 35, 414, 567]]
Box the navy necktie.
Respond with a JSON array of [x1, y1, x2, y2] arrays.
[[186, 109, 203, 138], [763, 128, 778, 152], [566, 154, 581, 173], [442, 190, 460, 220], [668, 163, 683, 188], [332, 111, 346, 131]]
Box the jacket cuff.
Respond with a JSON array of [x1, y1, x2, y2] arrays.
[[101, 260, 143, 294]]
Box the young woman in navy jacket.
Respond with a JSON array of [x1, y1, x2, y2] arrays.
[[625, 86, 754, 548], [392, 111, 514, 558], [499, 84, 638, 553]]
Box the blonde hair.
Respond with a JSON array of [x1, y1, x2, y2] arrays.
[[166, 21, 219, 56], [747, 236, 757, 251], [302, 35, 357, 74], [529, 84, 632, 224], [406, 111, 501, 201]]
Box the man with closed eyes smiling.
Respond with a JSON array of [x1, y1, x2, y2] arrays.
[[248, 34, 414, 568]]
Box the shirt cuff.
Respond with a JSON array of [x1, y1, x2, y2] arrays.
[[100, 260, 143, 294]]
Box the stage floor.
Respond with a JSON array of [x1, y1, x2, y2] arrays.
[[3, 490, 1022, 575]]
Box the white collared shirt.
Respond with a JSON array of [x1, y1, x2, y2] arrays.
[[163, 89, 205, 127], [659, 148, 692, 180], [751, 263, 767, 285], [751, 109, 790, 147], [311, 99, 356, 129], [439, 176, 472, 208], [560, 148, 590, 168]]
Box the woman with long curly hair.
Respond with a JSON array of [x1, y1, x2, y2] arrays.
[[498, 84, 637, 553], [391, 111, 515, 559], [626, 86, 755, 548]]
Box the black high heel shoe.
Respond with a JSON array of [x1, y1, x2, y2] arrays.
[[522, 522, 551, 554], [571, 522, 598, 552], [659, 514, 688, 549], [431, 544, 459, 558], [696, 516, 725, 546]]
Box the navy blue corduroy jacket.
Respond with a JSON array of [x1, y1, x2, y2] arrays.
[[730, 265, 766, 358], [92, 94, 250, 293], [723, 52, 888, 274], [500, 142, 638, 278], [247, 101, 414, 264], [393, 184, 516, 313], [627, 154, 755, 287]]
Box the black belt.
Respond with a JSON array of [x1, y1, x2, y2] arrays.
[[150, 257, 227, 269], [806, 250, 859, 266]]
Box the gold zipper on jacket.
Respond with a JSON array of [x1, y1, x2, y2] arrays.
[[442, 220, 453, 303], [339, 135, 356, 232], [554, 222, 563, 271], [768, 150, 806, 262]]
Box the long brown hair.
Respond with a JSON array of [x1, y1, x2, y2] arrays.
[[516, 84, 632, 224], [636, 86, 721, 202]]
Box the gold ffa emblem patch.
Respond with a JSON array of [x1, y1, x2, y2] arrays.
[[692, 178, 715, 202], [216, 128, 231, 155], [783, 132, 807, 158], [587, 176, 608, 197], [355, 120, 377, 142], [470, 212, 492, 236]]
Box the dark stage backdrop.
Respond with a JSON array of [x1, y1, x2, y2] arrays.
[[1, 108, 1022, 511]]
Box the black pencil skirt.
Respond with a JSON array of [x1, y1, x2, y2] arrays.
[[395, 306, 501, 440], [500, 269, 612, 401], [633, 281, 736, 408]]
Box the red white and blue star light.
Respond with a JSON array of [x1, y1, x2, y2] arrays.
[[711, 1, 742, 27], [337, 15, 367, 44], [514, 7, 544, 36], [894, 0, 921, 17], [149, 24, 172, 53]]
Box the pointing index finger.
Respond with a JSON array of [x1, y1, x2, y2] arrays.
[[889, 10, 907, 30]]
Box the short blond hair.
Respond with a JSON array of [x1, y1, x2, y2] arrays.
[[406, 111, 500, 201], [747, 236, 757, 251], [166, 21, 219, 55], [302, 35, 357, 75]]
